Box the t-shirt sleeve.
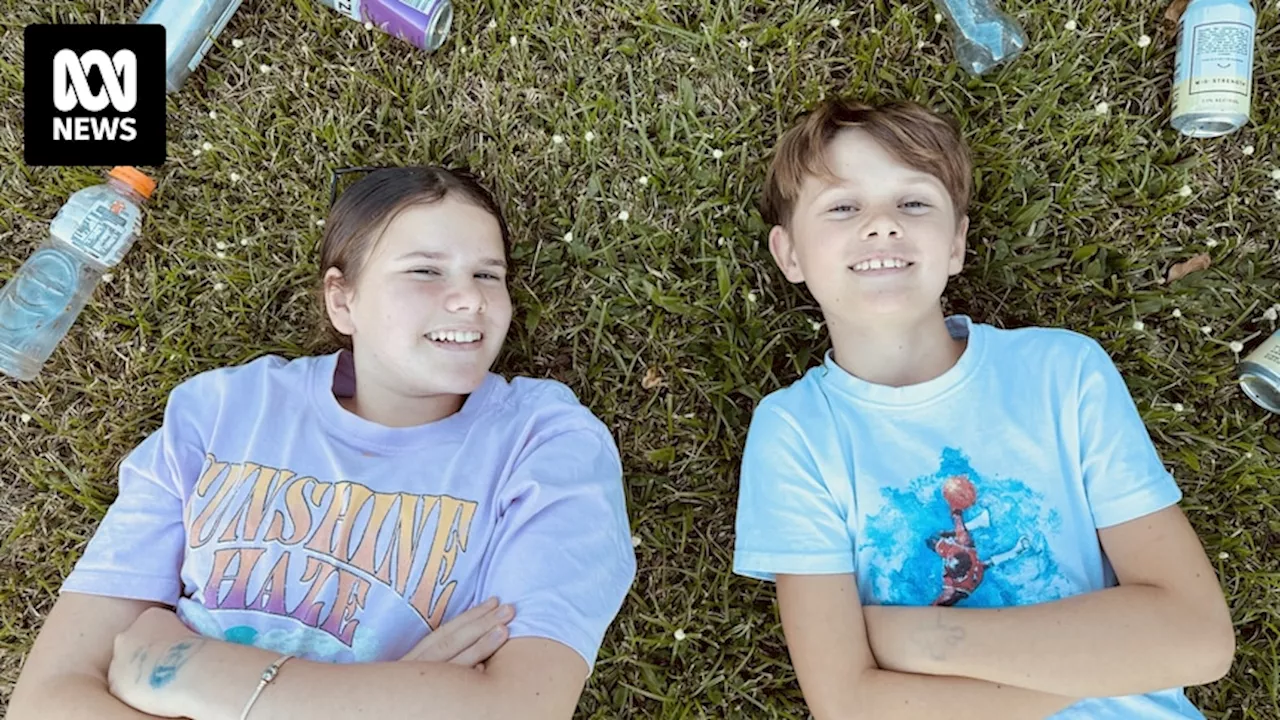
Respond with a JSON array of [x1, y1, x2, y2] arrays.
[[59, 382, 205, 605], [472, 424, 636, 672], [733, 400, 854, 582], [1077, 339, 1183, 529]]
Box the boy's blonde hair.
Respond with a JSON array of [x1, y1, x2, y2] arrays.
[[761, 99, 973, 226]]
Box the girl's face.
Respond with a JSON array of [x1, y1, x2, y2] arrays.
[[326, 197, 512, 399]]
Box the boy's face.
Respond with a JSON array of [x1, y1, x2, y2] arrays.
[[326, 198, 513, 399], [768, 128, 969, 328]]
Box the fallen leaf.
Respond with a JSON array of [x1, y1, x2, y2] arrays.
[[1161, 0, 1190, 35], [1166, 253, 1211, 283], [641, 367, 665, 390]]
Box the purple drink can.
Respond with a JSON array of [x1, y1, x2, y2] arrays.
[[314, 0, 453, 52]]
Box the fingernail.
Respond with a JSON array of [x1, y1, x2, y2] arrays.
[[498, 604, 514, 618], [490, 627, 507, 639], [485, 596, 499, 607]]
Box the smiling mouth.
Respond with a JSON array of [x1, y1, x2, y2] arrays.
[[426, 330, 483, 344], [850, 258, 913, 272]]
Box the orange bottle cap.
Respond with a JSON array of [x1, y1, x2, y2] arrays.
[[108, 166, 156, 200]]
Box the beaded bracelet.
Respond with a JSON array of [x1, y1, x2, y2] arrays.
[[239, 654, 295, 720]]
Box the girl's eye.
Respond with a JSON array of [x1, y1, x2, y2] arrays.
[[411, 268, 441, 276], [829, 204, 855, 213], [476, 272, 503, 281], [903, 201, 930, 209]]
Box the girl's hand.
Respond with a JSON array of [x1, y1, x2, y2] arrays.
[[107, 607, 205, 718], [400, 596, 515, 668]]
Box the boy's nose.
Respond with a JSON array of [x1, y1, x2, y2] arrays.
[[862, 212, 903, 240]]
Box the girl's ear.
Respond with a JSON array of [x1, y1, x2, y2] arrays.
[[324, 267, 357, 339]]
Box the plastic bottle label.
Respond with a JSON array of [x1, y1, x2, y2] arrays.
[[68, 200, 139, 266]]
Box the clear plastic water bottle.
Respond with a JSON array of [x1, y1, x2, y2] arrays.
[[0, 167, 155, 381], [933, 0, 1029, 75], [137, 0, 245, 93]]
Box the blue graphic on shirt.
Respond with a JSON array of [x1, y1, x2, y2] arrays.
[[178, 597, 384, 663], [862, 448, 1073, 607]]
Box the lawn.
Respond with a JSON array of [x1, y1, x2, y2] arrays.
[[2, 0, 1279, 717]]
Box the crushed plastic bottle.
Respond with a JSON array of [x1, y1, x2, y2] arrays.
[[933, 0, 1029, 75]]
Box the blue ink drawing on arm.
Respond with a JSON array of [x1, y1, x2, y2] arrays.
[[148, 640, 205, 689]]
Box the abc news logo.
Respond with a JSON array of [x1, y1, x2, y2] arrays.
[[25, 25, 165, 166]]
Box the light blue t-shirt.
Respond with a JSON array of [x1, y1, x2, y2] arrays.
[[734, 316, 1201, 719]]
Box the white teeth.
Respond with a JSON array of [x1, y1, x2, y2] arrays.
[[428, 330, 482, 343], [853, 258, 910, 272]]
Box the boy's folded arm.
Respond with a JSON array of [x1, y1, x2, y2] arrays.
[[862, 505, 1236, 697], [776, 573, 1078, 720]]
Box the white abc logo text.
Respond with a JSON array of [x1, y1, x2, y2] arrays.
[[51, 49, 138, 142], [53, 49, 136, 112]]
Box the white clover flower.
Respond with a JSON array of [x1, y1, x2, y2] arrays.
[[617, 210, 629, 221], [712, 149, 724, 160], [1200, 325, 1214, 336], [631, 535, 641, 548], [215, 251, 226, 259], [487, 19, 497, 30], [1094, 101, 1110, 115], [259, 64, 271, 73], [1218, 551, 1229, 560], [20, 413, 31, 424], [1206, 238, 1219, 247], [1263, 305, 1279, 322], [193, 148, 202, 157], [509, 35, 518, 48], [1172, 403, 1184, 412], [738, 38, 750, 50], [829, 18, 840, 28], [1132, 320, 1145, 331], [1230, 341, 1244, 354], [638, 175, 649, 186], [935, 12, 943, 23], [1172, 308, 1182, 318], [747, 64, 755, 72], [214, 282, 226, 291], [215, 241, 229, 250], [747, 291, 758, 303], [208, 110, 217, 120], [316, 219, 326, 227], [584, 131, 595, 142], [551, 134, 565, 144], [1243, 145, 1255, 156], [229, 172, 241, 182], [232, 38, 245, 49], [563, 231, 573, 243], [240, 238, 250, 247], [202, 142, 213, 152], [673, 629, 687, 641], [102, 272, 114, 283], [1065, 19, 1077, 31], [364, 21, 373, 31], [1178, 185, 1192, 197], [810, 319, 822, 332], [1137, 34, 1151, 48], [1271, 169, 1280, 180], [916, 40, 925, 50]]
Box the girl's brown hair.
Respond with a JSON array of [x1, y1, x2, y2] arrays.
[[318, 166, 512, 349]]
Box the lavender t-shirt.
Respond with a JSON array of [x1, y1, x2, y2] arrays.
[[61, 352, 636, 668]]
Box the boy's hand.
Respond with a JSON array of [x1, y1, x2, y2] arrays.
[[399, 597, 515, 668]]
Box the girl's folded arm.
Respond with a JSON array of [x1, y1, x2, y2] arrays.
[[776, 573, 1078, 720], [8, 592, 171, 720]]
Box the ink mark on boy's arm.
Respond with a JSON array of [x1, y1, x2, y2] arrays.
[[911, 609, 966, 662], [148, 640, 206, 689], [131, 647, 149, 684]]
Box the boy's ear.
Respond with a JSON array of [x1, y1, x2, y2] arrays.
[[324, 267, 357, 339], [768, 225, 805, 284], [948, 215, 970, 276]]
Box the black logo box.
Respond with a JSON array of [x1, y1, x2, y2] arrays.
[[24, 24, 166, 167]]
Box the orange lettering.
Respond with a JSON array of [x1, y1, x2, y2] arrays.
[[348, 491, 400, 583], [264, 476, 319, 545], [188, 463, 251, 548], [252, 551, 292, 615], [408, 497, 477, 625], [293, 556, 340, 628], [321, 569, 370, 645]]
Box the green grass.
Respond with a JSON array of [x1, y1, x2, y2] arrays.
[[2, 0, 1279, 716]]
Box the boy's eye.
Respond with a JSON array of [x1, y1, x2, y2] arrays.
[[476, 272, 504, 281], [903, 201, 931, 210], [411, 268, 441, 276], [828, 204, 856, 213]]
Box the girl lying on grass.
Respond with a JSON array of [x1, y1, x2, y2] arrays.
[[11, 166, 636, 720]]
